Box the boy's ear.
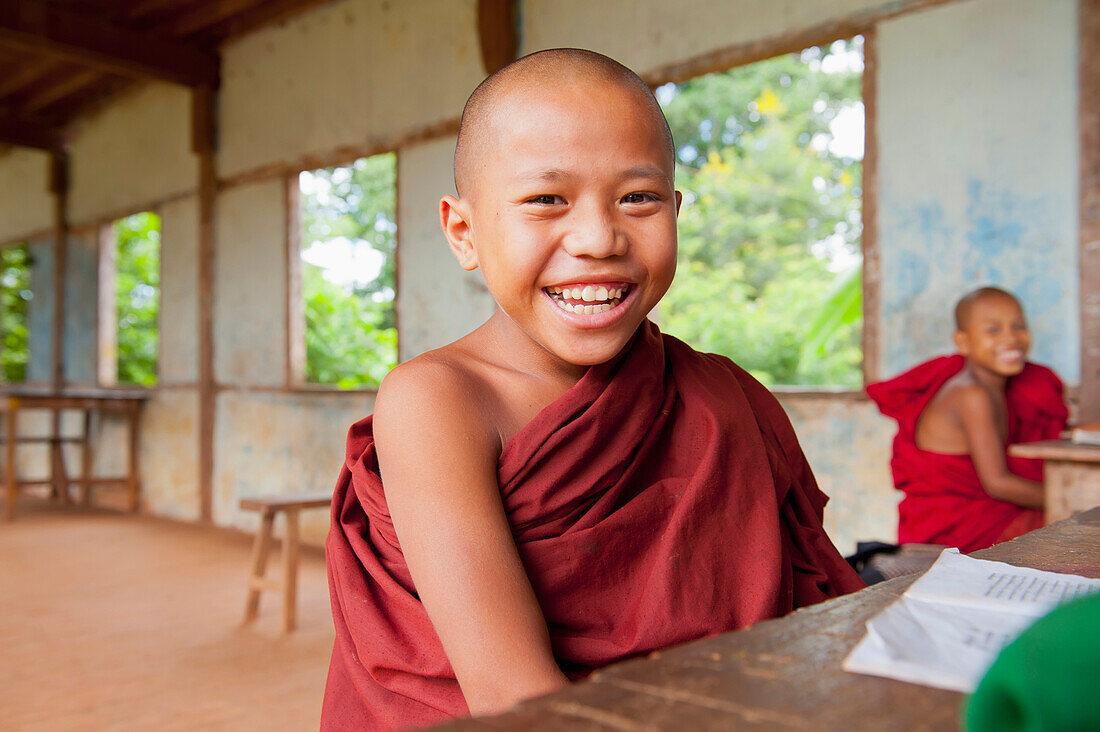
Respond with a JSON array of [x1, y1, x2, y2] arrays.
[[439, 194, 479, 271], [953, 330, 970, 355], [675, 190, 683, 215]]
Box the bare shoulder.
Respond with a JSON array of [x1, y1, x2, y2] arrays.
[[936, 376, 996, 419], [374, 345, 497, 446]]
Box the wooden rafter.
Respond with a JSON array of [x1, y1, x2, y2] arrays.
[[166, 0, 263, 37], [22, 68, 102, 114], [0, 57, 57, 98], [0, 114, 62, 151], [0, 1, 219, 87]]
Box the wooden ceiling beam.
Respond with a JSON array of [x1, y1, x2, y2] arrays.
[[166, 0, 262, 37], [0, 1, 219, 87], [22, 68, 102, 114], [0, 115, 63, 151], [0, 57, 57, 98]]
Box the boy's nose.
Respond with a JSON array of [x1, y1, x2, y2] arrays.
[[562, 205, 628, 259]]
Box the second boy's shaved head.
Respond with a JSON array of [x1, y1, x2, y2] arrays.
[[954, 286, 1022, 330], [454, 48, 675, 198]]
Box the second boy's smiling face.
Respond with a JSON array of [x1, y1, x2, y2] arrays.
[[441, 75, 681, 372], [954, 294, 1031, 378]]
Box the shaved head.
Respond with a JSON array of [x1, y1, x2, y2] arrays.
[[454, 48, 674, 197], [954, 286, 1022, 330]]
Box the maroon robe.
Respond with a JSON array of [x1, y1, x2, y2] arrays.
[[867, 355, 1068, 553], [323, 322, 863, 730]]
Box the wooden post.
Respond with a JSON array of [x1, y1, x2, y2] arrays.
[[1081, 0, 1100, 422], [860, 28, 879, 386], [477, 0, 518, 76], [49, 150, 69, 502], [193, 84, 217, 522]]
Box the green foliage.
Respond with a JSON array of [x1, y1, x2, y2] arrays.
[[300, 152, 398, 387], [659, 39, 864, 387], [1, 244, 32, 383], [114, 212, 160, 386]]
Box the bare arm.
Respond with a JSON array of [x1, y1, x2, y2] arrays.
[[372, 361, 569, 716], [955, 387, 1044, 508]]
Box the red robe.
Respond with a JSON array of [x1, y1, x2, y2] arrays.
[[322, 322, 863, 730], [867, 355, 1068, 553]]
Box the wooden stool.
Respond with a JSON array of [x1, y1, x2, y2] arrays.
[[240, 492, 332, 632]]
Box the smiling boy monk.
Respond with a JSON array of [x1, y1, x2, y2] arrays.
[[867, 287, 1068, 553], [323, 49, 862, 731]]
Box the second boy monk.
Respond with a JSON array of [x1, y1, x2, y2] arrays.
[[323, 49, 862, 731], [867, 286, 1068, 554]]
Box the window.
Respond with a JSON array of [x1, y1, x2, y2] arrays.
[[296, 152, 398, 389], [0, 243, 33, 383], [100, 212, 160, 386], [656, 37, 865, 388]]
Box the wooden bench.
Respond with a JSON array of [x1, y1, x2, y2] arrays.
[[240, 492, 333, 632]]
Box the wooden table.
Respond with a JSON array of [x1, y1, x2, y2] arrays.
[[1, 387, 147, 519], [436, 508, 1100, 731], [1009, 439, 1100, 523]]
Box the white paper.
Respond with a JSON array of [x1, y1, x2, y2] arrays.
[[842, 549, 1100, 692]]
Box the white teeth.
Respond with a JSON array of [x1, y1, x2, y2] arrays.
[[581, 285, 597, 302], [595, 286, 609, 300], [554, 299, 614, 314]]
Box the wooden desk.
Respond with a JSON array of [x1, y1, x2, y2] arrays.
[[437, 509, 1100, 731], [1009, 439, 1100, 523], [1, 387, 147, 519]]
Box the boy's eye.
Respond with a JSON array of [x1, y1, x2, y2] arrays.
[[526, 194, 564, 205], [621, 192, 656, 204]]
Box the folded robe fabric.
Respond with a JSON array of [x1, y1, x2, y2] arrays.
[[322, 322, 863, 731], [867, 355, 1068, 553]]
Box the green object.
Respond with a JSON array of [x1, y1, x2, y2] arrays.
[[965, 591, 1100, 731]]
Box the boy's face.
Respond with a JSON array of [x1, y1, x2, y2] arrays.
[[953, 295, 1031, 377], [441, 77, 680, 369]]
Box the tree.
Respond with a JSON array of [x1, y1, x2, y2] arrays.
[[658, 38, 864, 387], [299, 153, 398, 387], [114, 212, 160, 386], [0, 244, 32, 383]]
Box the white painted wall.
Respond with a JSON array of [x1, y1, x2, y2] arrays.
[[159, 195, 200, 384], [876, 0, 1079, 381], [217, 0, 485, 178], [213, 179, 287, 387], [0, 148, 51, 242], [67, 84, 196, 225], [397, 137, 497, 360], [524, 0, 902, 72]]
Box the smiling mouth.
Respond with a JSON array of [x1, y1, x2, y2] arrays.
[[545, 284, 630, 314]]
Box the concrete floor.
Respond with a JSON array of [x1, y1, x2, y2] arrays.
[[0, 497, 334, 731]]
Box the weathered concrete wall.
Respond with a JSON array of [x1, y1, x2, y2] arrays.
[[212, 390, 375, 543], [63, 232, 98, 385], [158, 196, 200, 385], [68, 84, 195, 225], [218, 0, 484, 178], [777, 394, 897, 554], [139, 390, 201, 520], [397, 137, 497, 360], [213, 179, 286, 387], [876, 0, 1079, 381], [25, 239, 55, 384], [0, 149, 51, 242], [524, 0, 906, 70]]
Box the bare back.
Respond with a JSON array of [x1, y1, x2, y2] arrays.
[[915, 370, 1007, 454]]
